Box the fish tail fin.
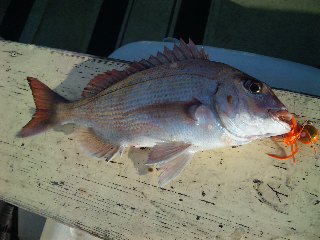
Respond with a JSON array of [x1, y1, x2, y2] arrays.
[[17, 77, 69, 138]]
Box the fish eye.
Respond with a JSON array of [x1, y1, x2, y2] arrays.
[[244, 80, 263, 94]]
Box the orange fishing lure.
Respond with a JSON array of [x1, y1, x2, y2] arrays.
[[267, 115, 319, 164]]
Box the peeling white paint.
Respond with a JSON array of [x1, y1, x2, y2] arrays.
[[0, 40, 319, 240]]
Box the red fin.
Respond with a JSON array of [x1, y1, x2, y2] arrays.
[[17, 77, 68, 138], [75, 127, 120, 161], [82, 69, 129, 97], [82, 39, 210, 97]]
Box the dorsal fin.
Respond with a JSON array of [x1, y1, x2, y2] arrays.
[[82, 39, 209, 97]]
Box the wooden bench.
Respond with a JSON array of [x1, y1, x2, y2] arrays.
[[0, 40, 319, 239]]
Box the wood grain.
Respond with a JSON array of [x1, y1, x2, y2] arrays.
[[0, 40, 319, 240]]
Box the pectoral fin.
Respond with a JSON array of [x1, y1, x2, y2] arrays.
[[74, 127, 120, 161], [188, 102, 215, 125], [146, 142, 191, 166], [157, 152, 192, 187]]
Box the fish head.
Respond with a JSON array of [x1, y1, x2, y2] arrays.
[[213, 72, 291, 140]]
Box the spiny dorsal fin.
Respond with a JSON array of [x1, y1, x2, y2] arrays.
[[82, 39, 209, 97]]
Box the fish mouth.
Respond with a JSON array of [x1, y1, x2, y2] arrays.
[[267, 108, 292, 135], [246, 109, 292, 140], [268, 109, 292, 124], [219, 108, 293, 142]]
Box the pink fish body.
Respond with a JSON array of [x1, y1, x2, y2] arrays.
[[18, 40, 291, 186]]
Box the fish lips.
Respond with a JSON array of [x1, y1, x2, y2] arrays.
[[244, 109, 291, 140], [268, 109, 292, 131]]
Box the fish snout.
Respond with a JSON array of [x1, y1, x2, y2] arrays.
[[268, 109, 292, 124]]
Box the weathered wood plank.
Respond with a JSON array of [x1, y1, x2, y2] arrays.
[[0, 40, 319, 239]]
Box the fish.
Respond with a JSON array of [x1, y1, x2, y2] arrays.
[[17, 39, 291, 187]]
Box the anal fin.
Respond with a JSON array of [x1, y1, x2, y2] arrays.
[[75, 127, 120, 161]]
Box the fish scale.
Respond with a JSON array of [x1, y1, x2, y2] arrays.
[[77, 77, 215, 139], [73, 70, 210, 123]]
